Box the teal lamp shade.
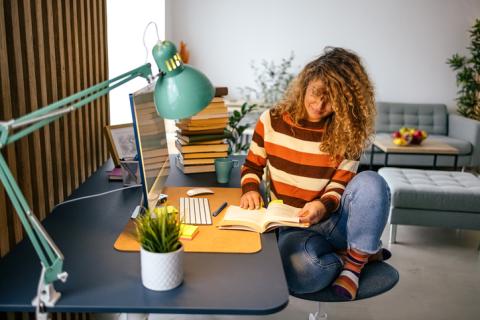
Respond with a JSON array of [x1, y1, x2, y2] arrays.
[[152, 40, 214, 119]]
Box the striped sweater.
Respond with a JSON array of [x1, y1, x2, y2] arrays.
[[241, 110, 359, 213]]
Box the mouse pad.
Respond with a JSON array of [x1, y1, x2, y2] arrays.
[[114, 186, 262, 253]]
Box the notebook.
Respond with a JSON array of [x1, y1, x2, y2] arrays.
[[179, 197, 212, 225]]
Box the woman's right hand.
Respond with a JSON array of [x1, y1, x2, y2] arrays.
[[240, 191, 263, 209]]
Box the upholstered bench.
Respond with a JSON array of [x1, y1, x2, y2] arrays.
[[378, 168, 480, 243]]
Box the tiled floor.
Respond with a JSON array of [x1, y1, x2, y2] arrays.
[[148, 225, 480, 320]]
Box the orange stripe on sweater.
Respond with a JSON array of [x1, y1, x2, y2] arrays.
[[255, 119, 265, 139], [264, 141, 338, 167], [332, 170, 356, 184], [242, 177, 259, 185], [245, 152, 267, 167], [273, 180, 322, 201]]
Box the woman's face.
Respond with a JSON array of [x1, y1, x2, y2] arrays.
[[304, 79, 333, 122]]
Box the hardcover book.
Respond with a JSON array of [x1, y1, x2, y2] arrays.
[[175, 156, 215, 174], [175, 140, 229, 153]]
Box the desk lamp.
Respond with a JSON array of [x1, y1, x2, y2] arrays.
[[0, 40, 214, 308]]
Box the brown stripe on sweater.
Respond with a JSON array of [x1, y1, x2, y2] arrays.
[[265, 141, 339, 167], [269, 155, 336, 179], [270, 183, 312, 208], [324, 187, 345, 195], [252, 131, 265, 147], [269, 111, 325, 142]]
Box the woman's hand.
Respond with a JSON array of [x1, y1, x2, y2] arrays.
[[240, 191, 263, 209], [297, 200, 327, 224]]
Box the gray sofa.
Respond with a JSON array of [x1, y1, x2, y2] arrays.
[[360, 102, 480, 169]]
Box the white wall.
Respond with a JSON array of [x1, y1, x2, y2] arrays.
[[166, 0, 480, 111], [107, 0, 165, 125]]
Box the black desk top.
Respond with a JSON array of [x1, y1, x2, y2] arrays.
[[0, 155, 289, 314]]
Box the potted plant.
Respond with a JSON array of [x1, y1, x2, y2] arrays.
[[225, 102, 258, 154], [446, 18, 480, 170], [135, 205, 183, 291], [447, 18, 480, 120], [238, 52, 296, 111]]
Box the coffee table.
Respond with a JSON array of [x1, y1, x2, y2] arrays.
[[370, 135, 459, 170]]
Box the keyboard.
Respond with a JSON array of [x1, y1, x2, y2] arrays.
[[179, 197, 212, 225]]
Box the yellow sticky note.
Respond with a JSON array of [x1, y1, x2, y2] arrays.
[[180, 224, 199, 240]]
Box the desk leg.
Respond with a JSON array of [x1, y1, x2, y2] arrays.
[[454, 155, 458, 171], [433, 155, 437, 169], [384, 153, 389, 167]]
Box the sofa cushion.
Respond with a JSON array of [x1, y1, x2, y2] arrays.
[[376, 102, 447, 135], [378, 168, 480, 213], [428, 135, 472, 155]]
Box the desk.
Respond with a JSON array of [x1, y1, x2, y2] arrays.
[[0, 155, 289, 315], [370, 135, 459, 170]]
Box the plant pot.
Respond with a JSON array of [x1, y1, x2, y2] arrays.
[[140, 245, 184, 291]]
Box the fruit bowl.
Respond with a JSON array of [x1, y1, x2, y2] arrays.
[[391, 127, 428, 146]]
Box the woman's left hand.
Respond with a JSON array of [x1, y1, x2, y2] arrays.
[[297, 200, 327, 225]]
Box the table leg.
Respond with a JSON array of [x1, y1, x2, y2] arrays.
[[454, 155, 458, 171], [384, 153, 389, 167], [433, 155, 437, 169]]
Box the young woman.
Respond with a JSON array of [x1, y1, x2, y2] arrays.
[[239, 47, 391, 300]]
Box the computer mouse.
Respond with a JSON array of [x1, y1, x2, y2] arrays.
[[186, 188, 214, 197]]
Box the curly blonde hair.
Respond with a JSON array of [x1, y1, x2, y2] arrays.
[[275, 47, 375, 160]]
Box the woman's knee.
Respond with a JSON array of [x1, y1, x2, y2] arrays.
[[347, 171, 390, 204]]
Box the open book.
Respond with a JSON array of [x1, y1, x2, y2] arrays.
[[217, 203, 309, 233]]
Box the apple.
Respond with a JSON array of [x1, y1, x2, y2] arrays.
[[402, 132, 413, 144], [392, 131, 402, 138], [411, 130, 423, 144], [393, 137, 408, 145]]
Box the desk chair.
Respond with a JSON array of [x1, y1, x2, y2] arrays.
[[262, 168, 400, 319], [291, 262, 399, 319]]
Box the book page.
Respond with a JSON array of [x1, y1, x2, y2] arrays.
[[265, 203, 300, 223], [218, 206, 268, 232]]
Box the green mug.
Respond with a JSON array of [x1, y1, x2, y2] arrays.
[[214, 158, 239, 184]]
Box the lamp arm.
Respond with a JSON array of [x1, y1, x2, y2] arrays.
[[0, 63, 153, 305], [0, 63, 153, 148]]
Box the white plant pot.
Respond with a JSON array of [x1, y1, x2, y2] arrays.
[[140, 245, 184, 291]]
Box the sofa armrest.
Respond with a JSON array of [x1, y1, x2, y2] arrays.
[[448, 114, 480, 167]]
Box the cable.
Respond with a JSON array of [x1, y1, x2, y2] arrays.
[[143, 21, 161, 64], [54, 185, 141, 209]]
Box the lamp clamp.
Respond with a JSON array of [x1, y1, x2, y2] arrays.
[[0, 120, 14, 148]]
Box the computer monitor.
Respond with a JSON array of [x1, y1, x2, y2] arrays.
[[129, 84, 170, 211]]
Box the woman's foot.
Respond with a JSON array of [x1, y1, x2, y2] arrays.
[[368, 248, 392, 262], [335, 248, 392, 263], [332, 248, 369, 300]]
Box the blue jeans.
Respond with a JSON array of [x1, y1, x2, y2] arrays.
[[277, 171, 391, 294]]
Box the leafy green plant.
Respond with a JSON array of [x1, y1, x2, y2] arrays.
[[135, 206, 182, 253], [225, 102, 257, 154], [447, 19, 480, 120], [239, 52, 296, 110]]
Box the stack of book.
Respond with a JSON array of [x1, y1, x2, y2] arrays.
[[175, 90, 230, 174]]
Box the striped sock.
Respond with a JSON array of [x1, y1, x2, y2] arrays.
[[332, 248, 369, 300], [335, 248, 392, 263]]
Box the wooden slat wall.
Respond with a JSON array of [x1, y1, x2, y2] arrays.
[[0, 0, 109, 317]]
